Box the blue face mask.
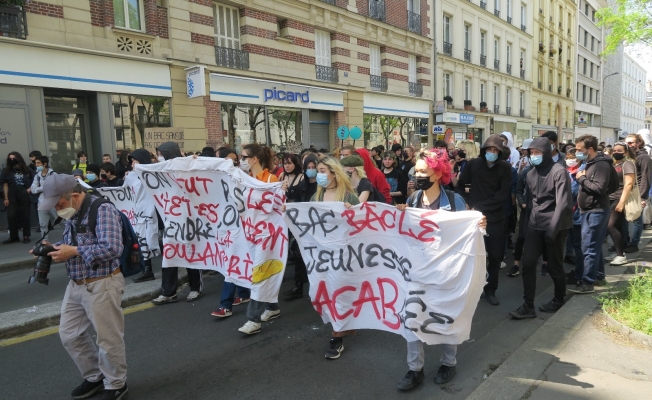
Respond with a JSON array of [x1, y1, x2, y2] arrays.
[[576, 152, 587, 160], [305, 169, 317, 178], [485, 152, 499, 162], [530, 155, 543, 165], [86, 173, 96, 182], [36, 166, 44, 172], [316, 173, 331, 188]]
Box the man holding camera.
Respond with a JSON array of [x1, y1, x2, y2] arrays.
[[36, 174, 127, 400]]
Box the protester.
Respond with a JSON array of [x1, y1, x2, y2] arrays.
[[398, 146, 416, 178], [509, 139, 534, 277], [270, 151, 284, 177], [28, 150, 42, 172], [309, 156, 360, 359], [299, 154, 319, 202], [570, 134, 611, 293], [151, 142, 204, 303], [604, 142, 636, 266], [200, 146, 216, 157], [332, 147, 341, 159], [391, 143, 403, 159], [280, 154, 303, 203], [624, 133, 651, 252], [540, 131, 567, 167], [499, 132, 521, 167], [395, 148, 486, 391], [340, 145, 355, 159], [370, 146, 383, 169], [100, 163, 123, 187], [381, 151, 407, 204], [115, 151, 130, 179], [30, 156, 57, 240], [1, 152, 35, 244], [456, 135, 513, 305], [457, 140, 479, 160], [217, 147, 239, 166], [72, 169, 85, 182], [509, 138, 573, 319], [85, 163, 107, 189], [353, 147, 392, 203], [566, 149, 586, 284], [73, 151, 88, 179], [340, 155, 374, 202], [102, 154, 112, 163]]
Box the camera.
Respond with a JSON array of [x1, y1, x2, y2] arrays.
[[28, 241, 56, 285]]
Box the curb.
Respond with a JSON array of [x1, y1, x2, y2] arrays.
[[0, 271, 187, 340], [602, 306, 652, 349]]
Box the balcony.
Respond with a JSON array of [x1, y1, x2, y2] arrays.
[[494, 105, 500, 114], [480, 54, 486, 67], [494, 9, 500, 18], [567, 59, 571, 67], [521, 24, 526, 32], [506, 107, 511, 116], [408, 10, 421, 34], [539, 8, 543, 14], [0, 5, 27, 39], [409, 82, 423, 97], [520, 109, 525, 117], [520, 69, 525, 79], [315, 65, 339, 83], [215, 46, 250, 70], [369, 0, 386, 22], [480, 1, 486, 10], [443, 42, 452, 56], [507, 64, 512, 74], [559, 22, 563, 28], [494, 59, 500, 71], [464, 49, 471, 62], [538, 82, 542, 89], [370, 75, 388, 92], [320, 0, 336, 4], [507, 16, 512, 24], [548, 85, 552, 92]]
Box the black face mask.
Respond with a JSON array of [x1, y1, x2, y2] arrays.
[[101, 173, 108, 180], [457, 150, 466, 159], [8, 159, 17, 166], [415, 175, 435, 190], [612, 153, 625, 161]]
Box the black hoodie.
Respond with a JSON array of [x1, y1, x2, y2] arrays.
[[577, 152, 611, 212], [128, 149, 152, 165], [157, 142, 182, 160], [456, 135, 513, 222], [634, 148, 651, 200], [524, 138, 572, 240]]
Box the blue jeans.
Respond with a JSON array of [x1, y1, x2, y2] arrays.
[[579, 209, 610, 284], [629, 213, 644, 247], [219, 282, 250, 310]]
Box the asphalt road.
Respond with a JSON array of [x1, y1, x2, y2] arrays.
[[0, 257, 559, 400]]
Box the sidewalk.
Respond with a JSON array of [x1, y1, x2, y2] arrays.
[[0, 227, 63, 272], [467, 236, 652, 399]]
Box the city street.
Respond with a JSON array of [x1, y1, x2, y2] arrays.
[[0, 262, 557, 400]]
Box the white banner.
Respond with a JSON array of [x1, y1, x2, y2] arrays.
[[97, 173, 160, 261], [284, 202, 486, 345], [135, 157, 288, 303]]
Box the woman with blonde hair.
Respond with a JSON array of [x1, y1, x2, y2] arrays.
[[332, 147, 341, 159], [457, 140, 479, 159]]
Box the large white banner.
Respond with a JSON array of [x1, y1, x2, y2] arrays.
[[135, 158, 288, 303], [98, 173, 160, 261], [284, 202, 486, 345]]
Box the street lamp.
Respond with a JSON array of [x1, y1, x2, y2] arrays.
[[600, 72, 620, 141]]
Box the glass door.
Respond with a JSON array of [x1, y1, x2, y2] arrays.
[[44, 94, 90, 173]]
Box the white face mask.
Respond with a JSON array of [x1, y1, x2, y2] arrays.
[[57, 198, 77, 220], [157, 156, 166, 163], [566, 159, 578, 168], [239, 159, 251, 173]]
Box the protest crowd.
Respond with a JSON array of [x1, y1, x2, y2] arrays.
[[8, 127, 652, 399]]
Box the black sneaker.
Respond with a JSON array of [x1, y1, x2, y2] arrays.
[[563, 255, 576, 264], [434, 365, 457, 384], [98, 384, 128, 400], [540, 263, 549, 276], [71, 379, 103, 399], [283, 285, 303, 299], [483, 290, 500, 306], [396, 369, 425, 391], [594, 278, 607, 287], [566, 274, 579, 285], [509, 303, 537, 319], [325, 337, 343, 359], [539, 298, 564, 313], [568, 283, 595, 294], [506, 265, 520, 277], [624, 245, 639, 253]]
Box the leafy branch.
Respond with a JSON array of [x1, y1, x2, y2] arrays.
[[596, 0, 652, 55]]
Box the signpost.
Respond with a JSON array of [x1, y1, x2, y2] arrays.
[[143, 127, 185, 154]]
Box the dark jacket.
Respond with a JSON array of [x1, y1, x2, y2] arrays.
[[576, 153, 611, 212], [634, 148, 652, 200], [157, 142, 182, 160], [456, 135, 513, 222], [524, 138, 573, 241], [0, 167, 35, 202], [128, 148, 153, 165]]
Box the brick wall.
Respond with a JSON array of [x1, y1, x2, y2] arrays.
[[157, 6, 168, 39], [191, 32, 215, 46], [204, 96, 222, 148], [189, 0, 212, 6], [356, 0, 369, 17], [190, 11, 213, 27], [241, 25, 277, 40], [386, 0, 407, 31], [25, 0, 64, 18], [240, 7, 276, 24], [144, 0, 157, 34], [242, 44, 315, 65], [333, 62, 350, 71], [420, 0, 430, 36]]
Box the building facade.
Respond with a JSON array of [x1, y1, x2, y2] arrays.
[[645, 81, 652, 132], [573, 0, 605, 140], [0, 0, 434, 166], [620, 53, 646, 135], [530, 0, 576, 142], [434, 0, 533, 146]]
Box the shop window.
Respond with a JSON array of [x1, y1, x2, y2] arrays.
[[114, 0, 145, 31], [112, 94, 171, 150], [363, 114, 421, 149]]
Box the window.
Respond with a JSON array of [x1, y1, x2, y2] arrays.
[[315, 30, 331, 67], [444, 73, 452, 97], [494, 39, 499, 60], [583, 58, 587, 75], [369, 44, 381, 75], [408, 0, 419, 12], [480, 82, 486, 102], [584, 31, 588, 47], [585, 3, 589, 15], [507, 44, 511, 64], [582, 85, 586, 102], [506, 87, 511, 107], [465, 79, 471, 100], [494, 85, 499, 106], [408, 55, 417, 83], [443, 15, 451, 42], [591, 37, 595, 52], [589, 88, 593, 103], [521, 4, 526, 25], [495, 0, 500, 11], [214, 3, 241, 49], [590, 63, 594, 78], [114, 0, 145, 30], [520, 90, 524, 110], [481, 32, 486, 55], [465, 25, 470, 50], [507, 0, 512, 18]]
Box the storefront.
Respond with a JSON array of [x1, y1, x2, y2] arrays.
[[362, 93, 430, 150], [515, 122, 532, 147], [434, 112, 478, 143], [208, 74, 344, 152], [532, 123, 558, 138]]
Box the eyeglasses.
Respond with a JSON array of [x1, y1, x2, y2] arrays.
[[625, 142, 636, 146], [240, 155, 252, 160]]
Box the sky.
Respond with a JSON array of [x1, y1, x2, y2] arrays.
[[625, 44, 652, 88]]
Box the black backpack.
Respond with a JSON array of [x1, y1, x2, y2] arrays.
[[407, 189, 456, 211], [591, 159, 619, 195]]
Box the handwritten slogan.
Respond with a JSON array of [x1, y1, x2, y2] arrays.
[[284, 203, 486, 345], [143, 127, 185, 154], [135, 157, 288, 303], [97, 173, 160, 261]]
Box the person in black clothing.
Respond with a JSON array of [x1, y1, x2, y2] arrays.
[[370, 146, 383, 169], [115, 151, 131, 180], [341, 155, 375, 202], [300, 154, 319, 202], [381, 151, 407, 204], [399, 146, 416, 177], [280, 154, 303, 203], [1, 152, 35, 244], [217, 147, 239, 167], [28, 150, 42, 172], [456, 135, 513, 306], [100, 163, 123, 187], [391, 143, 403, 158], [509, 138, 573, 319], [200, 146, 216, 157], [85, 163, 107, 189]]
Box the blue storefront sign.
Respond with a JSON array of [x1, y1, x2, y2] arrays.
[[460, 114, 475, 125]]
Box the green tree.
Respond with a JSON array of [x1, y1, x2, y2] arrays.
[[596, 0, 652, 55], [379, 116, 400, 149]]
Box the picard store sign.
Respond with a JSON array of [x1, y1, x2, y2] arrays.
[[264, 87, 310, 103]]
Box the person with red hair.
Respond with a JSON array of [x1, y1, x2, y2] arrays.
[[353, 147, 392, 203]]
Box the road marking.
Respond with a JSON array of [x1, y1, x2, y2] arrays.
[[0, 301, 155, 347]]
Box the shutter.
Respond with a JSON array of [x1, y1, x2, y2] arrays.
[[315, 30, 331, 67], [215, 4, 240, 50], [408, 55, 417, 83], [309, 122, 330, 150], [370, 45, 381, 76]]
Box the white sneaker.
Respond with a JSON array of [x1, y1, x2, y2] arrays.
[[604, 252, 617, 261], [186, 291, 202, 302], [261, 309, 281, 322], [610, 255, 628, 266], [500, 261, 507, 269], [238, 321, 261, 335]]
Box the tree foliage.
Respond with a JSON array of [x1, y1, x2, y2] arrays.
[[0, 0, 27, 7], [596, 0, 652, 55]]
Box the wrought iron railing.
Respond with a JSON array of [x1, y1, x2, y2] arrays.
[[521, 24, 526, 32], [369, 0, 386, 22], [443, 42, 452, 56], [316, 65, 339, 83], [409, 82, 423, 97], [494, 9, 500, 17], [494, 105, 500, 114], [370, 75, 388, 92], [464, 49, 471, 62], [506, 107, 511, 116], [408, 10, 421, 34], [507, 64, 512, 74], [538, 82, 542, 89], [480, 55, 486, 67], [480, 1, 486, 10], [320, 0, 336, 4], [520, 69, 525, 79], [0, 5, 27, 39], [507, 16, 512, 24], [215, 46, 250, 70], [520, 109, 525, 117], [494, 59, 500, 71], [548, 85, 552, 92]]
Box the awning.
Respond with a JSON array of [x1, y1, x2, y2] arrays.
[[363, 92, 430, 118], [0, 41, 171, 97]]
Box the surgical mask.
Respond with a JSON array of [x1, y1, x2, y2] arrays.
[[239, 160, 251, 173], [485, 152, 499, 162], [415, 175, 435, 190], [316, 173, 331, 188], [57, 199, 77, 220], [612, 153, 625, 161], [305, 169, 317, 178], [566, 159, 578, 168], [530, 155, 543, 166], [86, 173, 96, 182], [576, 152, 587, 160], [36, 166, 44, 172], [158, 156, 166, 163]]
